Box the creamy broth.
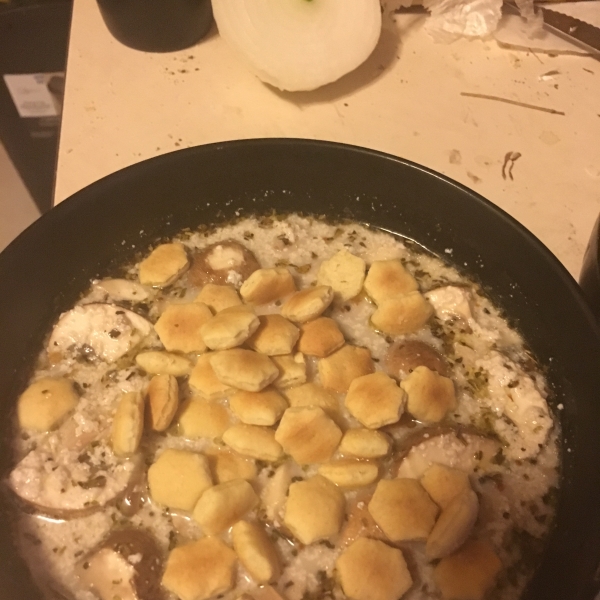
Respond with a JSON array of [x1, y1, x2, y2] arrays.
[[7, 214, 560, 600]]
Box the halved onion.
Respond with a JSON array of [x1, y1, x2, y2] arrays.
[[212, 0, 382, 92]]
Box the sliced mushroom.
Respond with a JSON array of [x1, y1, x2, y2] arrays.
[[8, 436, 143, 519], [188, 240, 260, 287], [47, 303, 153, 363], [77, 528, 164, 600], [77, 547, 138, 600], [476, 351, 553, 460], [425, 487, 479, 559], [103, 528, 164, 599], [394, 427, 503, 479], [425, 285, 474, 323], [94, 279, 151, 303], [384, 340, 450, 379], [56, 415, 109, 453], [116, 479, 148, 519]]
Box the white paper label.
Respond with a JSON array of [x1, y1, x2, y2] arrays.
[[3, 73, 63, 118]]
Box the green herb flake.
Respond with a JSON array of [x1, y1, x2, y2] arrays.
[[491, 448, 506, 466]]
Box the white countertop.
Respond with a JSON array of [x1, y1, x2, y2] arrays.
[[55, 0, 600, 279]]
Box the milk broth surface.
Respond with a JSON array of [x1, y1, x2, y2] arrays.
[[7, 215, 560, 600]]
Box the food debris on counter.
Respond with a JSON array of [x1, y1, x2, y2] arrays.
[[502, 151, 522, 181]]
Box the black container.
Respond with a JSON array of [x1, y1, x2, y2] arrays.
[[97, 0, 212, 52], [0, 140, 599, 599], [579, 215, 600, 320]]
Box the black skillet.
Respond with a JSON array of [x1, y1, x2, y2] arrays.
[[1, 139, 599, 600]]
